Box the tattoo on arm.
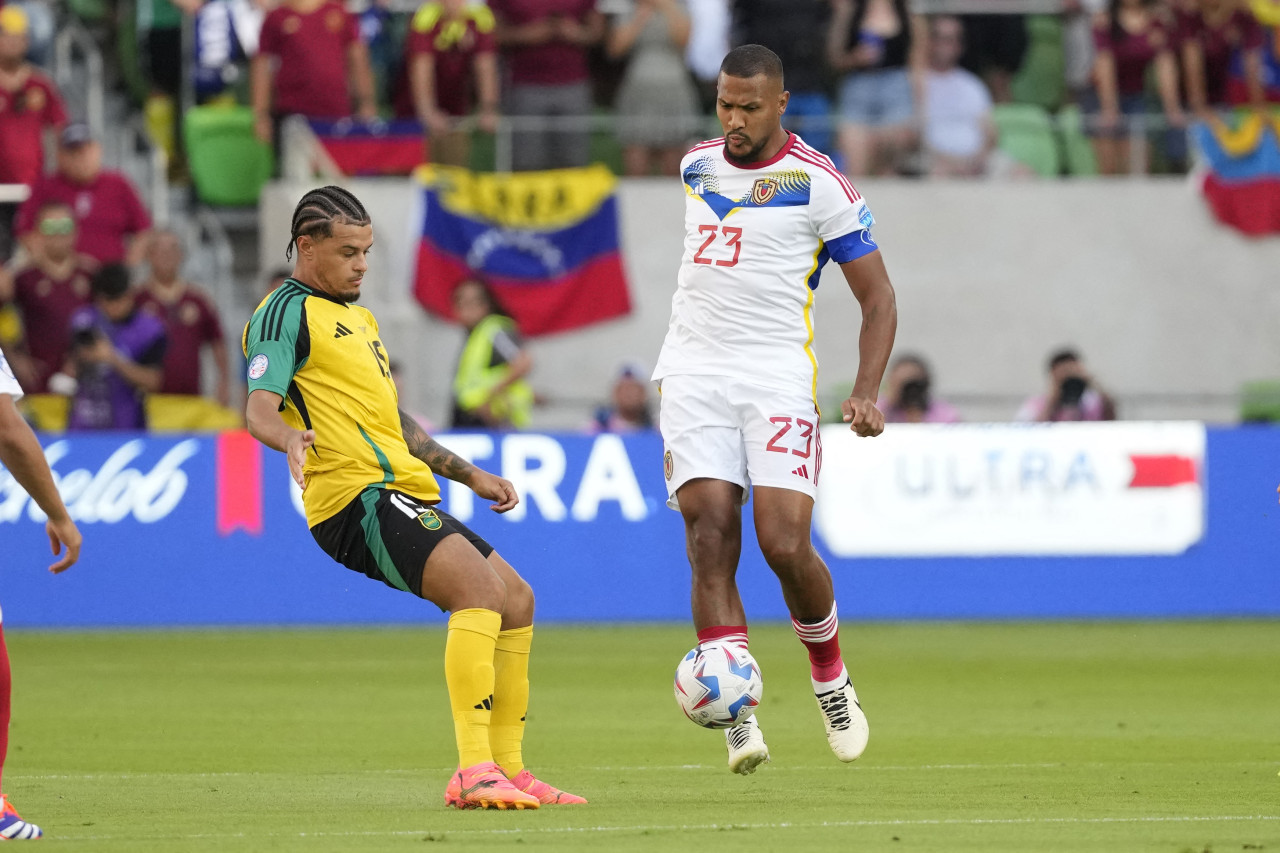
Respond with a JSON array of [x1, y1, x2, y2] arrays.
[[399, 409, 474, 483]]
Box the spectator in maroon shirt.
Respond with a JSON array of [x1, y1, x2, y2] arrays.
[[250, 0, 378, 146], [1179, 0, 1266, 113], [397, 0, 501, 167], [0, 6, 66, 188], [0, 201, 97, 392], [0, 5, 66, 258], [1087, 0, 1186, 174], [490, 0, 604, 170], [15, 123, 154, 266], [136, 229, 231, 407]]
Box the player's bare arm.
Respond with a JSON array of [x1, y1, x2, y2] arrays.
[[245, 389, 315, 488], [839, 250, 898, 437], [399, 408, 519, 513], [0, 394, 81, 572]]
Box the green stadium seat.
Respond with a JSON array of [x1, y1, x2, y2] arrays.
[[1057, 104, 1098, 176], [1010, 15, 1066, 112], [992, 103, 1062, 177], [1240, 380, 1280, 423], [183, 106, 274, 206], [68, 0, 109, 24]]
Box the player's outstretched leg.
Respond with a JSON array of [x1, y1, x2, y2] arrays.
[[0, 627, 39, 840], [483, 553, 586, 805], [698, 626, 770, 774], [793, 603, 869, 762]]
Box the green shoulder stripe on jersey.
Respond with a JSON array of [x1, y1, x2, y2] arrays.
[[358, 490, 412, 594], [254, 283, 308, 344], [357, 424, 396, 486]]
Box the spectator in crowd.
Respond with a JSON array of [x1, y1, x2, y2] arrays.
[[490, 0, 605, 171], [15, 123, 154, 267], [192, 0, 268, 103], [924, 16, 997, 177], [734, 0, 834, 153], [1064, 0, 1110, 102], [450, 278, 534, 429], [956, 14, 1028, 103], [0, 201, 95, 392], [137, 0, 191, 167], [396, 0, 501, 168], [1179, 0, 1266, 114], [1016, 347, 1117, 422], [65, 264, 167, 431], [589, 361, 653, 432], [136, 229, 231, 407], [827, 0, 927, 176], [251, 0, 378, 147], [0, 5, 65, 255], [0, 5, 65, 187], [1086, 0, 1186, 174], [7, 0, 54, 68], [880, 353, 961, 424], [683, 0, 730, 109], [607, 0, 699, 176]]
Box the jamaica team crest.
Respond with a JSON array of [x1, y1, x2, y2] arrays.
[[751, 177, 779, 206]]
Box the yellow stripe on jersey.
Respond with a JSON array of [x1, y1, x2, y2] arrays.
[[802, 242, 823, 415]]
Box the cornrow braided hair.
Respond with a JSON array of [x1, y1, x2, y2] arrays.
[[286, 185, 371, 260]]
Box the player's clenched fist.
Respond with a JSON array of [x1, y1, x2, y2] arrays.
[[842, 396, 885, 437]]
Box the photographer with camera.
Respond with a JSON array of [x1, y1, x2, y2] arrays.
[[881, 353, 961, 424], [1016, 347, 1116, 423], [63, 264, 167, 430]]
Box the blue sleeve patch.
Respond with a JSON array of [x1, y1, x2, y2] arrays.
[[826, 229, 879, 264]]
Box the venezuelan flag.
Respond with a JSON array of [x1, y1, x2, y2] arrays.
[[1192, 114, 1280, 236], [413, 164, 632, 335], [309, 118, 426, 176]]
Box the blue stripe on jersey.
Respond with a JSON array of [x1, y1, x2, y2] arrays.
[[827, 229, 879, 265], [807, 244, 831, 291]]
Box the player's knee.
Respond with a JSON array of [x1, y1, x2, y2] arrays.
[[759, 531, 812, 574], [686, 510, 740, 559], [503, 573, 535, 626]]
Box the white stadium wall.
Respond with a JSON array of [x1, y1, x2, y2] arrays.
[[260, 177, 1280, 428]]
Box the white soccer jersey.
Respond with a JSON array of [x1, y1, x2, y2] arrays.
[[0, 351, 22, 401], [652, 133, 879, 402]]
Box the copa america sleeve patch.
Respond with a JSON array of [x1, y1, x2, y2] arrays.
[[248, 353, 269, 380]]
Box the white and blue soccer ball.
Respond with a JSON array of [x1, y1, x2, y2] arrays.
[[673, 642, 763, 729]]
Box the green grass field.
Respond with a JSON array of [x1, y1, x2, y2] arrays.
[[5, 621, 1279, 852]]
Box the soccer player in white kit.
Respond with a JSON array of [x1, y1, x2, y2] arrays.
[[653, 45, 898, 774], [0, 351, 81, 837]]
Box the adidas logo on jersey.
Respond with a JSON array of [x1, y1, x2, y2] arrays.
[[334, 322, 352, 338], [792, 464, 809, 479]]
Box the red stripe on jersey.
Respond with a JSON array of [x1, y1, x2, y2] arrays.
[[791, 143, 861, 202], [687, 138, 725, 155], [792, 138, 860, 199]]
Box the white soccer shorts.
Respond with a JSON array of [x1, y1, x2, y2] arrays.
[[658, 374, 823, 510]]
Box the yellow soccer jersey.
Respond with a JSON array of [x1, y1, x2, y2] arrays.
[[243, 278, 441, 527]]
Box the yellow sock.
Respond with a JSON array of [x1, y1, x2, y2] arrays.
[[144, 94, 176, 163], [444, 608, 501, 768], [491, 625, 533, 777]]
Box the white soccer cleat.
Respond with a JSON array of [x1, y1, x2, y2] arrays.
[[816, 678, 870, 762], [725, 715, 770, 775]]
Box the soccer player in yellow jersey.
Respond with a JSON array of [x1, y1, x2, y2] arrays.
[[243, 186, 585, 811]]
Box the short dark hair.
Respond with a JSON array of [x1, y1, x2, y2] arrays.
[[1048, 348, 1081, 371], [286, 185, 371, 260], [90, 263, 131, 301], [892, 352, 931, 376], [719, 44, 784, 85]]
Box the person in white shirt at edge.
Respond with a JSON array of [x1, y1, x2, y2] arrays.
[[652, 44, 898, 775], [924, 16, 997, 178], [0, 349, 80, 840]]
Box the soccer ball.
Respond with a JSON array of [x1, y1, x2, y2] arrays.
[[673, 642, 763, 729]]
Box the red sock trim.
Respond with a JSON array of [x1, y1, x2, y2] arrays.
[[792, 608, 844, 682], [697, 625, 748, 649]]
